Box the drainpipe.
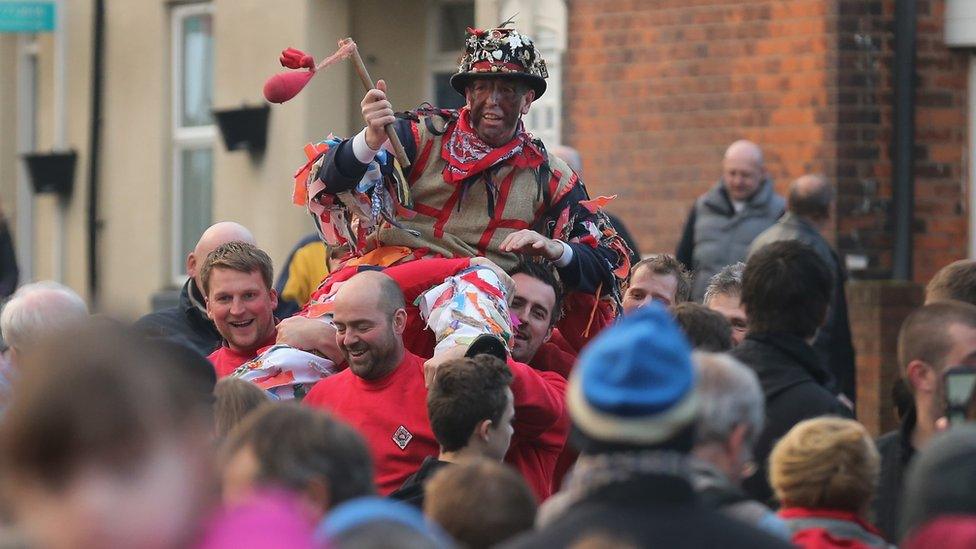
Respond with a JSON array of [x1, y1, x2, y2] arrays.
[[87, 0, 104, 304], [892, 0, 916, 281]]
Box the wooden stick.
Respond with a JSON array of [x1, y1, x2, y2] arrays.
[[347, 41, 411, 168]]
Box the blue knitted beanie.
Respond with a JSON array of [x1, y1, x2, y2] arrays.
[[568, 304, 697, 445]]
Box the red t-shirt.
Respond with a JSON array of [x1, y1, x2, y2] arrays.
[[303, 351, 438, 495], [207, 331, 278, 378], [505, 359, 568, 502]]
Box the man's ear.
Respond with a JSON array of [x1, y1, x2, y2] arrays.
[[726, 423, 749, 459], [303, 478, 332, 516], [392, 308, 408, 335], [520, 90, 535, 115], [186, 253, 197, 277], [475, 418, 493, 442], [544, 325, 554, 343], [269, 288, 278, 311], [907, 360, 936, 394]]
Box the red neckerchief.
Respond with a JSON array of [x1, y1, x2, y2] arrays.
[[440, 107, 544, 184]]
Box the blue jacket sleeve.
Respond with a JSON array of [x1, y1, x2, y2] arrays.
[[318, 118, 416, 194]]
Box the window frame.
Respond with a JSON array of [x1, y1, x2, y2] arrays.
[[170, 2, 216, 286]]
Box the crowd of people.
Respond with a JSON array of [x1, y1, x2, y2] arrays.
[[2, 22, 976, 549]]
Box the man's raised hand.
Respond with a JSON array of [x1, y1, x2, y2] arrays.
[[362, 79, 396, 151]]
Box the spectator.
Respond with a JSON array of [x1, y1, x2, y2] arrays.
[[770, 417, 889, 548], [875, 302, 976, 540], [202, 241, 279, 378], [673, 303, 733, 352], [135, 221, 256, 356], [621, 254, 691, 313], [0, 202, 17, 299], [509, 259, 564, 367], [731, 240, 852, 504], [750, 174, 856, 405], [900, 425, 976, 541], [676, 140, 785, 301], [274, 233, 332, 319], [702, 262, 748, 345], [0, 281, 88, 366], [219, 402, 374, 520], [424, 458, 536, 549], [513, 305, 790, 548], [0, 320, 216, 549], [926, 259, 976, 305], [319, 497, 453, 549], [213, 377, 270, 439], [391, 355, 514, 508], [690, 352, 787, 538]]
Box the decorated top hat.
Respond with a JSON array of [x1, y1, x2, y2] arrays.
[[450, 23, 548, 99]]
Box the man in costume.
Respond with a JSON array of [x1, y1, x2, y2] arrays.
[[278, 24, 628, 361]]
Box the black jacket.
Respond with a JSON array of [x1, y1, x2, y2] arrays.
[[506, 473, 791, 549], [749, 213, 858, 403], [133, 280, 222, 356], [0, 220, 17, 299], [389, 456, 450, 509], [872, 409, 916, 541], [731, 332, 854, 504]]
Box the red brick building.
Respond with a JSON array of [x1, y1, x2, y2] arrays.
[[563, 0, 971, 432]]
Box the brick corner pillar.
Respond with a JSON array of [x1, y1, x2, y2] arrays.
[[847, 280, 923, 437]]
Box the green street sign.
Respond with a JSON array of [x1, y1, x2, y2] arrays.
[[0, 1, 56, 33]]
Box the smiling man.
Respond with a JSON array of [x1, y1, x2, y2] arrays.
[[622, 254, 692, 315], [203, 242, 279, 378]]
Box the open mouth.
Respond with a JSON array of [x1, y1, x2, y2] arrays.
[[482, 113, 503, 121], [347, 348, 367, 358], [229, 319, 254, 329]]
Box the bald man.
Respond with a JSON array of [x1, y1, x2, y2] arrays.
[[749, 175, 856, 404], [303, 270, 567, 500], [135, 221, 257, 355], [303, 271, 439, 495], [676, 140, 785, 301]]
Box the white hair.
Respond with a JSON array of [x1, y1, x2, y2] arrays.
[[692, 351, 764, 447], [702, 262, 745, 305], [1, 281, 89, 352]]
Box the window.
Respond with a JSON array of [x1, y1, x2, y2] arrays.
[[429, 0, 474, 110], [171, 3, 214, 284]]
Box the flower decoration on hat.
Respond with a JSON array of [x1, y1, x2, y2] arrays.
[[450, 21, 548, 98]]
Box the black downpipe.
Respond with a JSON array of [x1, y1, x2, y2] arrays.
[[893, 0, 916, 281], [87, 0, 104, 303]]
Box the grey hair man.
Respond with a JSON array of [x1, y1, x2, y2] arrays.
[[1, 281, 89, 365], [749, 175, 856, 405], [690, 352, 788, 539], [702, 262, 747, 346]]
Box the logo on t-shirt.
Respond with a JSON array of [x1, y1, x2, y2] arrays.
[[393, 425, 413, 450]]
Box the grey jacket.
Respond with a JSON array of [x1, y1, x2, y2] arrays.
[[677, 180, 784, 301]]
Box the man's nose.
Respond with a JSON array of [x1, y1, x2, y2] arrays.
[[230, 298, 245, 316]]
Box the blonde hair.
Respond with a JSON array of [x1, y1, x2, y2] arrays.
[[769, 417, 879, 512]]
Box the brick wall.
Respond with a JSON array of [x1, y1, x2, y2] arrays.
[[564, 0, 840, 257], [835, 0, 970, 282], [564, 0, 970, 285]]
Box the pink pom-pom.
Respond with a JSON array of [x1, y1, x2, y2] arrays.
[[263, 71, 315, 104]]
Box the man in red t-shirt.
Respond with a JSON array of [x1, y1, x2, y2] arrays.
[[203, 242, 279, 378], [303, 270, 438, 495]]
